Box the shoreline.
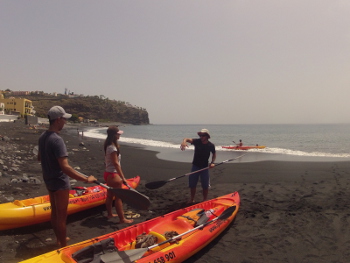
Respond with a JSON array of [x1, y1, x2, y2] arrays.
[[0, 121, 350, 262], [68, 123, 350, 163]]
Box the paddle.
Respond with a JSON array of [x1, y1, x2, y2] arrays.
[[232, 141, 239, 147], [145, 153, 247, 189], [33, 146, 150, 210], [92, 180, 151, 210], [100, 205, 236, 263], [233, 140, 243, 146]]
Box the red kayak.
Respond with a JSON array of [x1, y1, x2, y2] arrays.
[[222, 145, 266, 150], [20, 192, 240, 263]]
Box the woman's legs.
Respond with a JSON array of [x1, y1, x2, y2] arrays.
[[114, 196, 133, 223], [106, 174, 133, 224], [106, 190, 117, 218]]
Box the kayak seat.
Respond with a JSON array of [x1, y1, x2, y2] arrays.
[[72, 186, 87, 190], [70, 187, 88, 197], [126, 231, 167, 253], [164, 230, 180, 243], [147, 209, 210, 242], [135, 232, 158, 248], [14, 197, 46, 207]]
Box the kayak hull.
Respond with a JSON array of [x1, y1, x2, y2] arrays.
[[20, 192, 240, 263], [222, 145, 266, 150], [0, 176, 140, 231]]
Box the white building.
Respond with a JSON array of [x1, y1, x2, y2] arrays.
[[0, 102, 4, 115]]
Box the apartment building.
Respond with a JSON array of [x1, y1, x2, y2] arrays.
[[0, 97, 34, 116]]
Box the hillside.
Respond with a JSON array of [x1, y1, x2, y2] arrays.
[[13, 94, 149, 125]]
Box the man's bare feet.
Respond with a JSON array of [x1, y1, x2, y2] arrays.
[[57, 236, 70, 247], [118, 218, 133, 224], [107, 213, 118, 219]]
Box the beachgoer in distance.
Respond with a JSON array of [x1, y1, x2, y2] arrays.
[[37, 106, 97, 248], [180, 128, 216, 203], [103, 126, 133, 223]]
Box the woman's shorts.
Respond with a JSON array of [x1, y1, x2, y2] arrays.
[[103, 171, 120, 182]]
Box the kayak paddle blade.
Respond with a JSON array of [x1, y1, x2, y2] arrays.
[[145, 180, 167, 189], [100, 248, 148, 263], [218, 206, 236, 220], [93, 180, 150, 210], [111, 188, 151, 210]]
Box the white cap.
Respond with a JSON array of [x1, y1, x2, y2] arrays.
[[48, 106, 72, 121]]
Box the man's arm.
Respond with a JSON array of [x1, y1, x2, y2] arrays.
[[58, 157, 96, 183], [180, 138, 193, 151], [210, 152, 216, 168]]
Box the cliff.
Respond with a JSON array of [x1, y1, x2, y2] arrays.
[[26, 94, 149, 125]]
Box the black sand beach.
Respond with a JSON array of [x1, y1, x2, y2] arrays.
[[1, 120, 350, 262]]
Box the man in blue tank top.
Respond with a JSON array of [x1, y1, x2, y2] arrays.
[[180, 128, 216, 203]]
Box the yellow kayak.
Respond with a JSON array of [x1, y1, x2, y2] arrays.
[[0, 176, 140, 231]]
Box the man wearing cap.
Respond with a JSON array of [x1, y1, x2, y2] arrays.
[[180, 128, 216, 203], [37, 106, 97, 248]]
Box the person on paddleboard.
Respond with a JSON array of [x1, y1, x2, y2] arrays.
[[103, 126, 133, 224], [37, 106, 97, 248], [180, 128, 216, 203]]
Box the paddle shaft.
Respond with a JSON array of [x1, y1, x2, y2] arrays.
[[168, 166, 210, 182], [90, 178, 132, 194], [148, 205, 235, 249], [145, 153, 248, 189], [168, 154, 247, 182], [69, 171, 151, 210]]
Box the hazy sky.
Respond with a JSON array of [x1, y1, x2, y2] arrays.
[[1, 1, 350, 124]]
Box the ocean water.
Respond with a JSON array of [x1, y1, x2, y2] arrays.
[[82, 124, 350, 163]]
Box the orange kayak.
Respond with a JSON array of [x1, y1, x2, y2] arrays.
[[0, 176, 140, 231], [20, 192, 240, 263], [222, 145, 266, 150]]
